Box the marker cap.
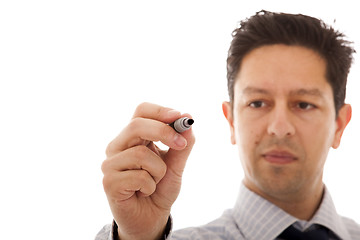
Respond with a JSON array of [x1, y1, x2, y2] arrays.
[[170, 117, 194, 133]]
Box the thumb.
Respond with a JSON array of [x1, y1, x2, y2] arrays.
[[154, 128, 195, 207], [164, 129, 195, 177]]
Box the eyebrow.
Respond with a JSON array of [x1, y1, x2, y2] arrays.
[[242, 87, 325, 98], [289, 88, 325, 98], [242, 87, 270, 95]]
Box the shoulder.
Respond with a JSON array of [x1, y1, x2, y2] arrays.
[[340, 215, 360, 238], [171, 209, 244, 240]]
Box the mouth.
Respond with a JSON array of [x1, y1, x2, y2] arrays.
[[262, 150, 298, 164]]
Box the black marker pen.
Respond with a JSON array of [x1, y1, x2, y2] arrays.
[[169, 117, 194, 133]]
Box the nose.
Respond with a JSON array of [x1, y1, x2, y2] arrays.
[[267, 105, 295, 138]]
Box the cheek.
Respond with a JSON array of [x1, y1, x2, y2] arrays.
[[235, 124, 262, 152], [299, 120, 335, 164], [308, 119, 335, 146]]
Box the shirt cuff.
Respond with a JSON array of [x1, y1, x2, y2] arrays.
[[111, 215, 173, 240], [164, 215, 173, 239]]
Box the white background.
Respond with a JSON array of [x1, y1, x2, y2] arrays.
[[1, 1, 359, 239]]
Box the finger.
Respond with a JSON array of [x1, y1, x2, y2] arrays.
[[106, 117, 187, 156], [132, 102, 182, 123], [103, 169, 157, 201], [102, 145, 167, 184]]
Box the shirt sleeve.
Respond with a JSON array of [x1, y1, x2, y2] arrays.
[[94, 222, 114, 240]]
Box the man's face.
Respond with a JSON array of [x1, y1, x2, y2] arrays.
[[223, 44, 350, 201]]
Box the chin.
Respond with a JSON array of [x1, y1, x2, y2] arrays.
[[254, 174, 305, 198]]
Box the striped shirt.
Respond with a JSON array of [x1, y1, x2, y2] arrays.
[[95, 184, 360, 239]]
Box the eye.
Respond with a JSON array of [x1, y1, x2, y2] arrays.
[[297, 102, 316, 110], [249, 101, 266, 108]]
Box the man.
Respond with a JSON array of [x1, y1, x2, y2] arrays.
[[96, 10, 360, 239]]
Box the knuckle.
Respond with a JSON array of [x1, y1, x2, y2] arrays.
[[128, 118, 142, 132], [101, 159, 110, 173], [133, 145, 148, 160], [160, 124, 173, 142], [134, 102, 150, 116], [158, 163, 167, 180], [105, 141, 115, 157], [137, 170, 150, 184], [155, 105, 163, 119], [144, 181, 156, 196], [102, 174, 112, 192]]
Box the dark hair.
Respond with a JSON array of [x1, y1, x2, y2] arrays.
[[227, 10, 355, 115]]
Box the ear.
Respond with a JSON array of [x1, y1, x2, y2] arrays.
[[222, 101, 236, 145], [332, 104, 352, 149]]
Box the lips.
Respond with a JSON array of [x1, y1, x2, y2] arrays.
[[262, 150, 297, 164]]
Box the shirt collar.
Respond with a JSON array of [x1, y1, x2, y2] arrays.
[[310, 185, 350, 239], [232, 183, 350, 240]]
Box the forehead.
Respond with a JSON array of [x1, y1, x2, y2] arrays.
[[234, 44, 331, 96]]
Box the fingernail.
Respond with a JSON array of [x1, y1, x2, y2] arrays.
[[174, 134, 187, 148]]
